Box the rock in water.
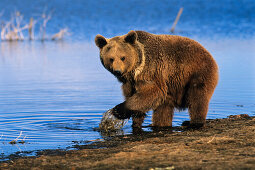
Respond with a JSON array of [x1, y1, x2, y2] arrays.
[[99, 109, 129, 131]]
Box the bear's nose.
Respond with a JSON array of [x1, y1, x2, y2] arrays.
[[113, 70, 122, 76]]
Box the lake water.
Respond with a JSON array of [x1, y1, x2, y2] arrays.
[[0, 0, 255, 160]]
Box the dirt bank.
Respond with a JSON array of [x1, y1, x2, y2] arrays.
[[1, 114, 255, 170]]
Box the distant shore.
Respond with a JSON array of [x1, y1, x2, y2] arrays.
[[1, 114, 254, 169]]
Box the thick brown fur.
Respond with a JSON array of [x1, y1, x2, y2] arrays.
[[95, 31, 218, 128]]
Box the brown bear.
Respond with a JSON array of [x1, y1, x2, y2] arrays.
[[95, 30, 218, 128]]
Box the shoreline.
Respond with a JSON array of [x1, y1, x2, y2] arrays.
[[1, 114, 254, 169]]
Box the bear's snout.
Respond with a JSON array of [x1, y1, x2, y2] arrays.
[[113, 70, 122, 77]]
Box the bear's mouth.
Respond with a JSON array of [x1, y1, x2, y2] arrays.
[[112, 70, 127, 83], [113, 70, 123, 78]]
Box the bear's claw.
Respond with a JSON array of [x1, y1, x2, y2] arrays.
[[112, 102, 132, 119]]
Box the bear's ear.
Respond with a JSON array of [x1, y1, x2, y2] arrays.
[[124, 30, 137, 44], [95, 34, 107, 48]]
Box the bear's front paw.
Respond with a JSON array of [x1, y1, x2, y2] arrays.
[[112, 102, 132, 119]]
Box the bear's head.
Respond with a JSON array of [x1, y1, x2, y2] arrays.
[[95, 31, 144, 82]]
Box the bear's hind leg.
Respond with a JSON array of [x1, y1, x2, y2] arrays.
[[152, 104, 174, 127], [187, 85, 214, 128]]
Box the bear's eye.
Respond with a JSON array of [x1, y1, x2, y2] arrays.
[[109, 58, 114, 63], [121, 56, 125, 61]]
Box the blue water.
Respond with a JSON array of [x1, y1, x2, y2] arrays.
[[0, 0, 255, 160]]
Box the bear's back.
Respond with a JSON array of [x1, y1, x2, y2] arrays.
[[135, 31, 217, 76]]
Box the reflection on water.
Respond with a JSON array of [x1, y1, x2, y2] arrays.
[[0, 38, 254, 159], [0, 41, 125, 159]]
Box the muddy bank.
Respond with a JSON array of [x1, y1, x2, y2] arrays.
[[0, 114, 255, 170]]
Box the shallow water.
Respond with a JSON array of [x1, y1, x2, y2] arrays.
[[0, 0, 255, 160]]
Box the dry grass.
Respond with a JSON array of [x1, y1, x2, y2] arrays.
[[8, 131, 26, 145], [0, 10, 69, 41]]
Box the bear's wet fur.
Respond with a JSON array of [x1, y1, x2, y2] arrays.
[[95, 31, 218, 128]]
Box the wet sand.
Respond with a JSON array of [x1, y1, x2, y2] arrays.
[[0, 114, 254, 170]]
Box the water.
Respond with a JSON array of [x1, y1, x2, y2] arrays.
[[0, 0, 255, 160]]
